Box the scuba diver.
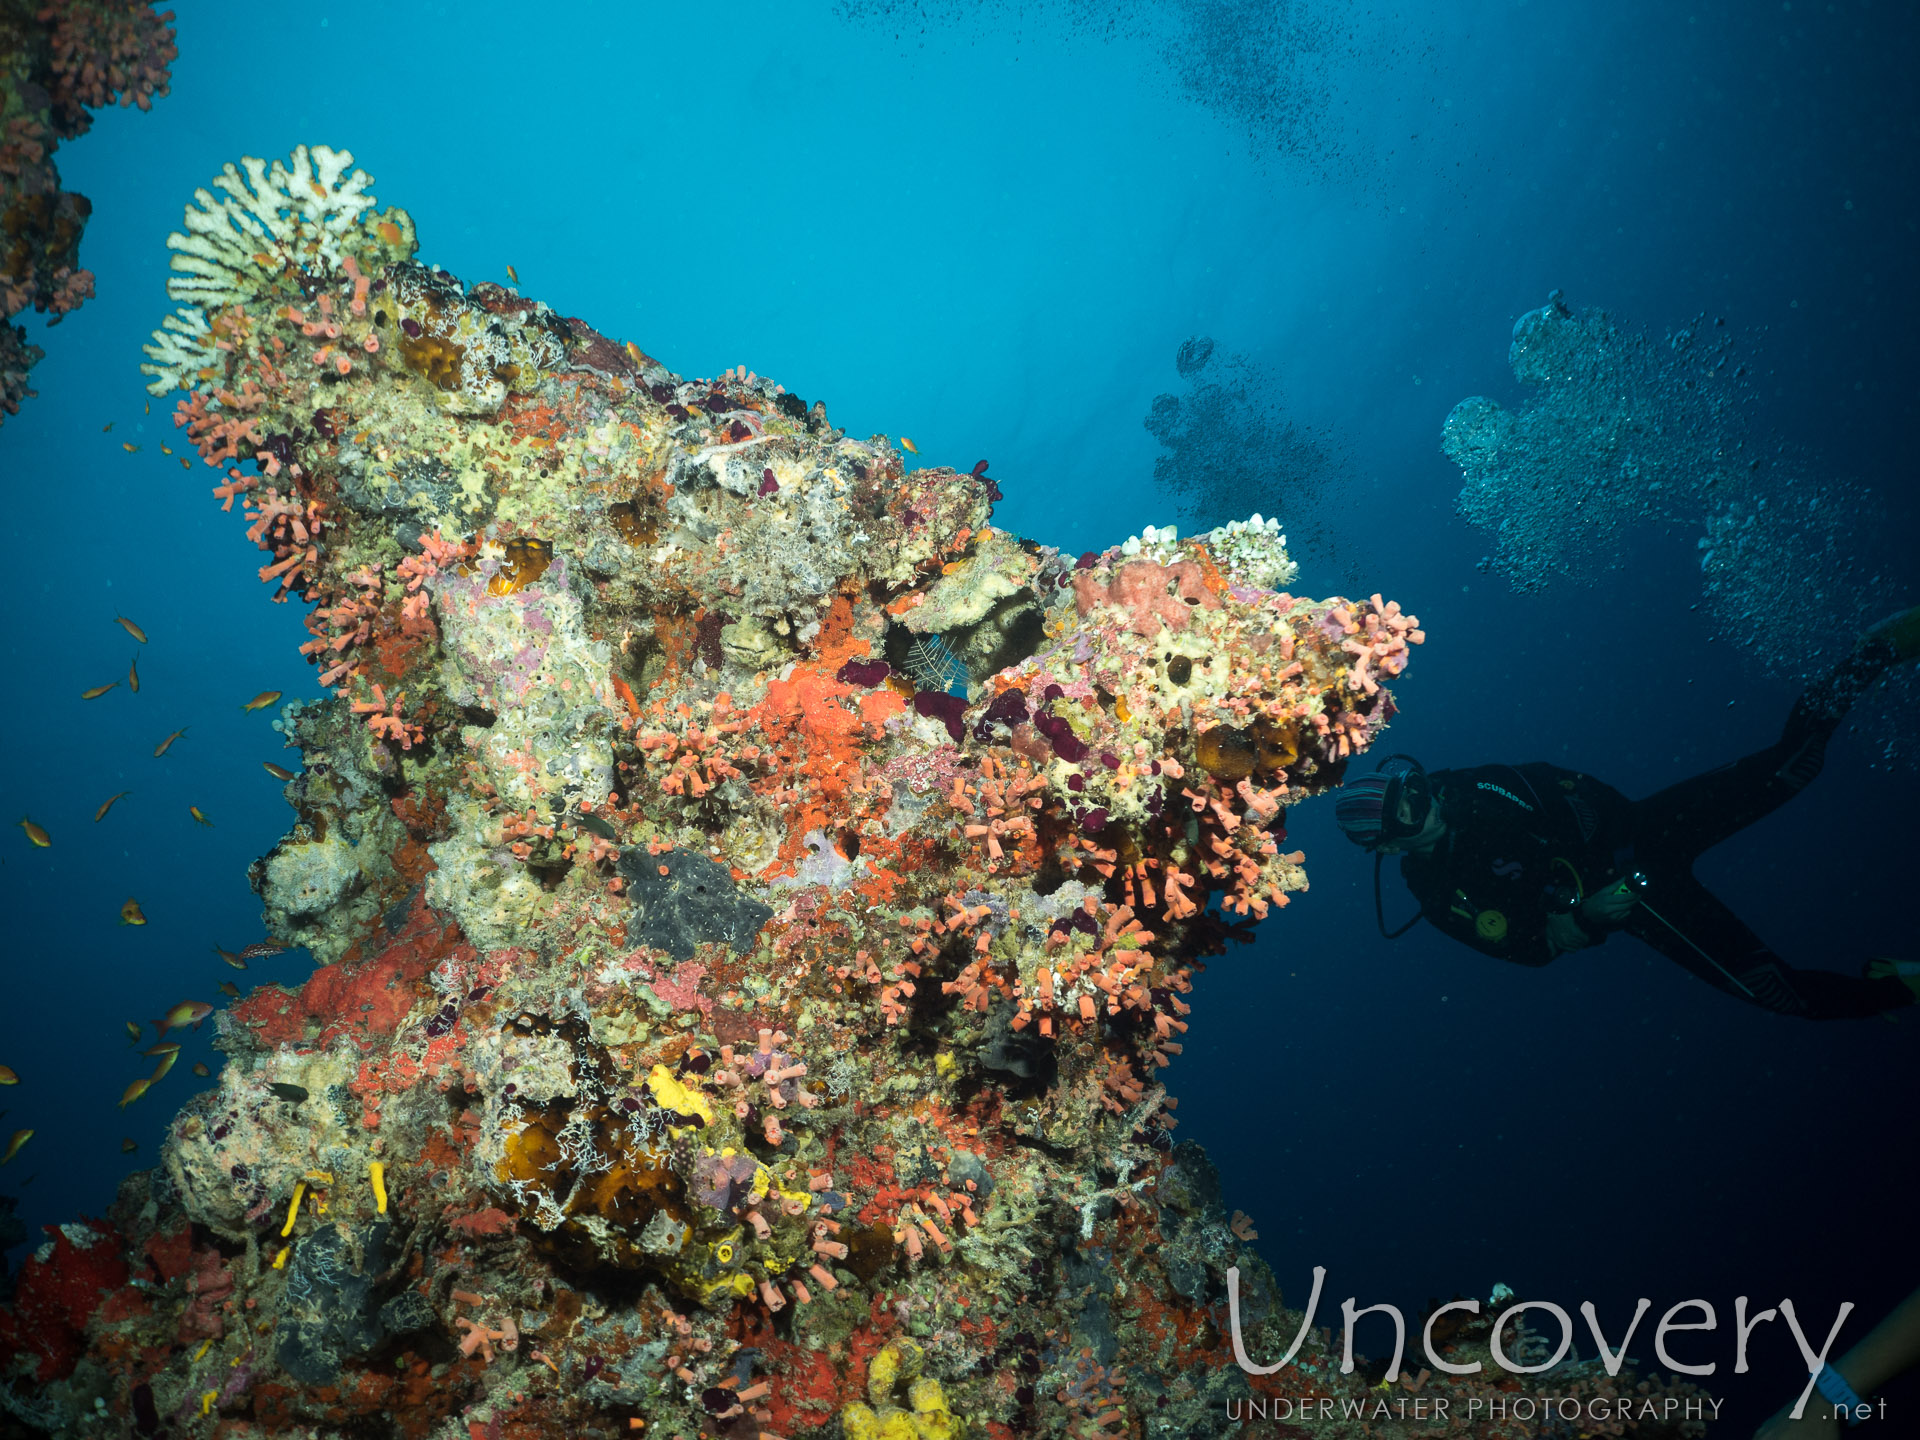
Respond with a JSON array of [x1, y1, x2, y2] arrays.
[[1335, 611, 1920, 1020]]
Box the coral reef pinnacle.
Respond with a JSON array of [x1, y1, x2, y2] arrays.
[[0, 145, 1711, 1439]]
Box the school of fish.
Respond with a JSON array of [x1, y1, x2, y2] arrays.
[[4, 616, 301, 1170]]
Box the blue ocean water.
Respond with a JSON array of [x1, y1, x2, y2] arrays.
[[2, 0, 1915, 1430]]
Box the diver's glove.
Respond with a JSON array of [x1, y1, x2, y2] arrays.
[[1580, 883, 1640, 926], [1862, 606, 1920, 664], [1865, 957, 1920, 1002]]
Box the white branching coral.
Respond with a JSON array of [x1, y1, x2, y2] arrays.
[[140, 144, 415, 394], [167, 145, 376, 305], [139, 306, 216, 398]]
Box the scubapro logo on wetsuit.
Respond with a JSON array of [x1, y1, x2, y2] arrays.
[[1477, 781, 1533, 811]]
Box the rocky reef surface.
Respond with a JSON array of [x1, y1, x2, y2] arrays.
[[1, 0, 177, 421], [1, 147, 1708, 1439]]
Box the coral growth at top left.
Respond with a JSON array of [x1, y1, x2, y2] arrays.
[[0, 0, 177, 422]]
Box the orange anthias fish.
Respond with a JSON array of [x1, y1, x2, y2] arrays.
[[128, 655, 140, 693], [242, 690, 283, 712], [217, 981, 241, 1000], [120, 898, 147, 926], [116, 615, 148, 643], [117, 1077, 151, 1109], [900, 436, 919, 454], [189, 806, 213, 827], [121, 1137, 139, 1153], [2, 1129, 30, 1164], [94, 791, 131, 823], [148, 1050, 179, 1083], [507, 264, 520, 283], [154, 1000, 214, 1040], [124, 1022, 142, 1046], [0, 1065, 17, 1084], [143, 1042, 180, 1057], [82, 681, 118, 700], [18, 817, 49, 847], [154, 727, 188, 756], [263, 762, 296, 780], [191, 1062, 210, 1077], [213, 945, 247, 970]]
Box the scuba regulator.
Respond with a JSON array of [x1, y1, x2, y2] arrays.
[[1371, 755, 1434, 939]]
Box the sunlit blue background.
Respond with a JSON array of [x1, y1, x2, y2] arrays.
[[3, 0, 1915, 1428]]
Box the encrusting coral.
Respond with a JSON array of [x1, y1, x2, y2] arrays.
[[0, 146, 1714, 1439]]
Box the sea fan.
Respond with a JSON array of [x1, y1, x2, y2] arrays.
[[903, 633, 968, 695]]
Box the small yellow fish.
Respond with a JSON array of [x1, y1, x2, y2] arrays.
[[0, 1065, 17, 1084], [128, 656, 140, 693], [155, 1000, 214, 1039], [82, 681, 118, 700], [190, 806, 214, 828], [191, 1062, 210, 1077], [507, 264, 520, 283], [121, 1137, 139, 1153], [213, 944, 247, 970], [901, 436, 919, 454], [18, 817, 50, 847], [625, 341, 644, 368], [160, 445, 172, 455], [149, 1050, 179, 1083], [118, 1077, 151, 1109], [217, 981, 241, 1000], [242, 690, 283, 712], [102, 422, 114, 432], [263, 762, 296, 781], [123, 442, 140, 453], [144, 1042, 181, 1057], [116, 615, 148, 643], [2, 1129, 30, 1164], [154, 727, 189, 756], [179, 457, 190, 470], [94, 791, 132, 823], [120, 898, 147, 926], [125, 1022, 142, 1045]]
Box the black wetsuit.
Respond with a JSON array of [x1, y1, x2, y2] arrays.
[[1397, 639, 1912, 1020]]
